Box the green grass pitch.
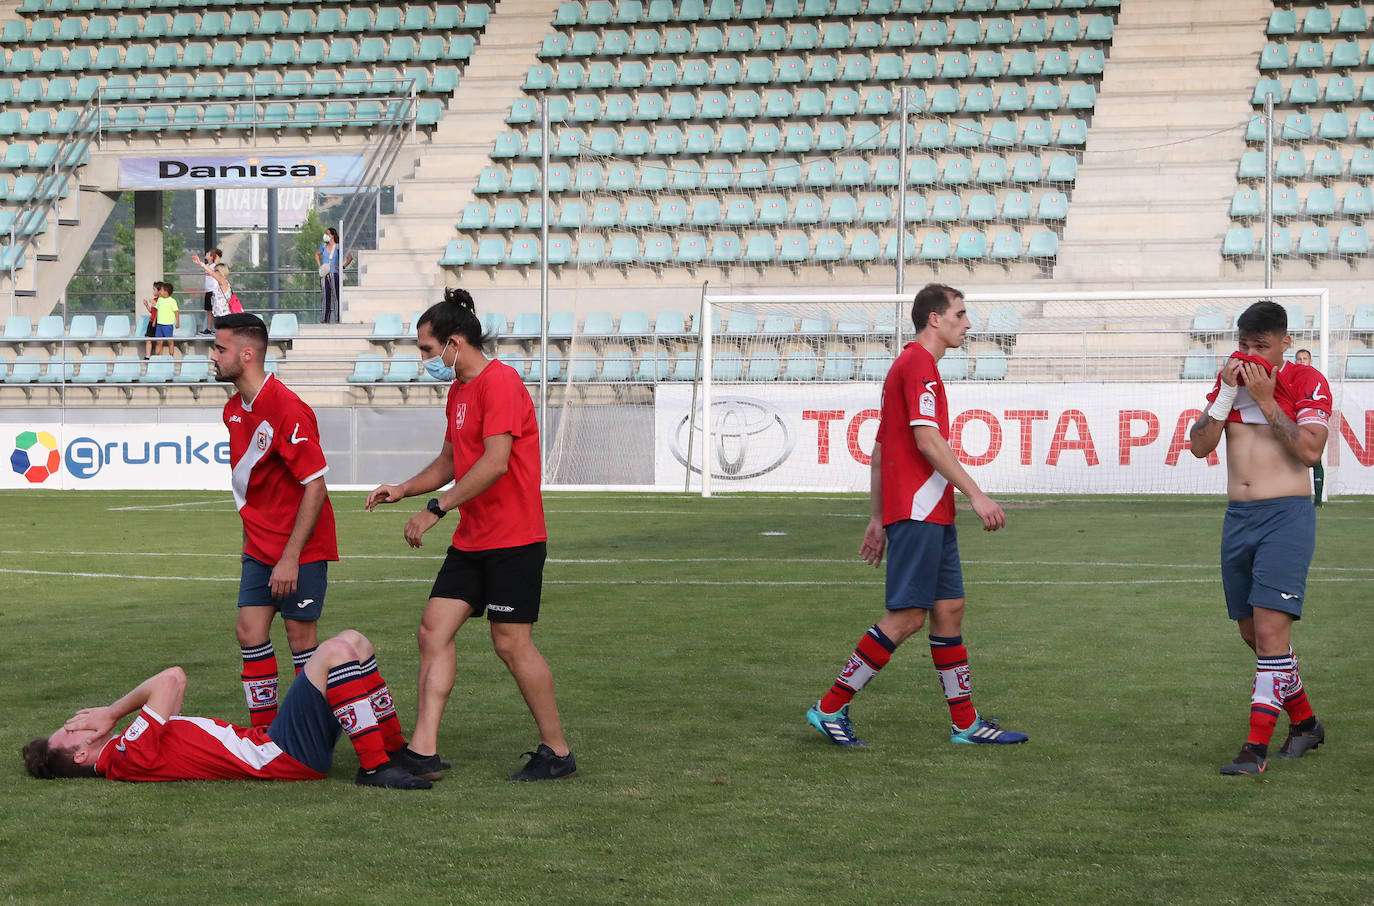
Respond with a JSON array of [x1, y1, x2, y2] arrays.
[[2, 490, 1371, 905]]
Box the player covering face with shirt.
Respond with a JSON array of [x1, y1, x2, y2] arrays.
[[1189, 300, 1331, 775]]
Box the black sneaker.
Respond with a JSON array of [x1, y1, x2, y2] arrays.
[[1274, 719, 1325, 760], [506, 744, 578, 782], [1220, 742, 1268, 776], [390, 746, 451, 781], [356, 763, 432, 790]]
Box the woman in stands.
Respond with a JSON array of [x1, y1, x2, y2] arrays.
[[315, 228, 353, 324], [192, 254, 234, 325]]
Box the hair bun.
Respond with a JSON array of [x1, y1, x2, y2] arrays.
[[443, 287, 476, 311]]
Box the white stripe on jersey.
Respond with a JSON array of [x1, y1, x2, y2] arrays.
[[231, 421, 274, 511], [909, 472, 950, 522], [169, 716, 285, 770]]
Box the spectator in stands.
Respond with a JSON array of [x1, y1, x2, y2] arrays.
[[315, 228, 353, 324], [1293, 349, 1325, 505], [196, 248, 223, 336], [192, 254, 234, 324], [144, 281, 179, 358]]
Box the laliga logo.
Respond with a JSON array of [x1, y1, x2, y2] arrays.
[[10, 430, 60, 483], [669, 397, 794, 480]]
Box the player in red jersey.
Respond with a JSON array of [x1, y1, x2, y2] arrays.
[[1190, 301, 1331, 775], [23, 629, 429, 788], [366, 288, 576, 782], [211, 313, 339, 729], [806, 283, 1028, 747]]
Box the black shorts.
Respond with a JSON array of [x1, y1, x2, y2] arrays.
[[429, 542, 546, 623]]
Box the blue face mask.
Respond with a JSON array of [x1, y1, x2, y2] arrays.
[[423, 339, 454, 382]]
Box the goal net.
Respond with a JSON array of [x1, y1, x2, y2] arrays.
[[660, 287, 1363, 497]]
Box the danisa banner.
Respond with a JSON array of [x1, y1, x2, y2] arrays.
[[119, 154, 367, 190], [4, 424, 229, 490], [654, 383, 1374, 495]]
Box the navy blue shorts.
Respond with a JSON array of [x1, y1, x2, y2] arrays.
[[884, 519, 965, 610], [154, 324, 173, 338], [238, 555, 328, 621], [267, 677, 340, 774], [429, 543, 546, 623], [1221, 496, 1315, 622]]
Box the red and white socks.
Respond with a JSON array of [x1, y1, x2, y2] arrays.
[[819, 625, 896, 714], [930, 635, 977, 731], [325, 661, 390, 771], [358, 654, 405, 753], [1281, 647, 1316, 729], [1247, 652, 1295, 752], [240, 641, 279, 728], [291, 645, 317, 676]]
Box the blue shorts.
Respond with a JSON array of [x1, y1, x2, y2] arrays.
[[154, 324, 173, 338], [267, 677, 340, 774], [238, 555, 328, 621], [1221, 496, 1315, 622], [884, 519, 965, 610]]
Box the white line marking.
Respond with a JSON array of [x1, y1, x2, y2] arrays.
[[106, 499, 233, 512]]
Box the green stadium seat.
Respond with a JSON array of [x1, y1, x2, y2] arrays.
[[1027, 231, 1059, 258], [1222, 228, 1255, 256]]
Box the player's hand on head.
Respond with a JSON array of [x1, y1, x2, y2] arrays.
[[65, 706, 116, 736]]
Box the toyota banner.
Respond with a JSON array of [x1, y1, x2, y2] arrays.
[[654, 383, 1374, 495]]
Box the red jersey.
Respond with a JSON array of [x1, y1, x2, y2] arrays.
[[224, 373, 339, 565], [96, 705, 324, 782], [444, 358, 547, 551], [877, 342, 955, 525], [1205, 360, 1333, 428]]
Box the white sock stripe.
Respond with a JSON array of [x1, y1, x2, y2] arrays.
[[240, 642, 274, 659]]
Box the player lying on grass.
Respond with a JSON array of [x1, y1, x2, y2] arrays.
[[22, 630, 430, 789], [1189, 300, 1330, 776]]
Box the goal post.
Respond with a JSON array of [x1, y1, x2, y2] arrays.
[[688, 287, 1345, 498]]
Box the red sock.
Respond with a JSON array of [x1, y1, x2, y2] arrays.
[[1282, 648, 1315, 725], [240, 641, 279, 728], [819, 625, 896, 713], [1247, 654, 1291, 747], [291, 645, 317, 677], [930, 635, 977, 731], [326, 661, 389, 770], [358, 654, 405, 753]]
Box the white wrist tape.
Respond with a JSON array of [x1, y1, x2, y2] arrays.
[[1209, 382, 1238, 421]]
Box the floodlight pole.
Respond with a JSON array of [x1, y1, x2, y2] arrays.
[[538, 97, 551, 481], [1263, 93, 1274, 290], [895, 86, 909, 299]]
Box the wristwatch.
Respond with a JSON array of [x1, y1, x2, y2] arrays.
[[426, 498, 447, 519]]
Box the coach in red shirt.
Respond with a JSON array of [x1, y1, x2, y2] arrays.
[[212, 313, 339, 729], [366, 288, 576, 783]]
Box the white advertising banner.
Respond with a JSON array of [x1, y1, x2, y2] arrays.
[[4, 424, 229, 490], [655, 383, 1374, 494]]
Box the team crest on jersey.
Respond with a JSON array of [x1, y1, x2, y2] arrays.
[[335, 705, 358, 732], [454, 403, 468, 430], [124, 715, 149, 742], [255, 428, 269, 451], [919, 390, 937, 419]]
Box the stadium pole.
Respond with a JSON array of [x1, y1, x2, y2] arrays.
[[701, 286, 714, 498], [895, 88, 910, 348], [685, 283, 707, 493], [538, 97, 551, 480], [1263, 93, 1274, 290]]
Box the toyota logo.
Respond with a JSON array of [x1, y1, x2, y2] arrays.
[[669, 397, 794, 480]]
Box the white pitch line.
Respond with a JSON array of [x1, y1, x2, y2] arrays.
[[105, 499, 233, 512]]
